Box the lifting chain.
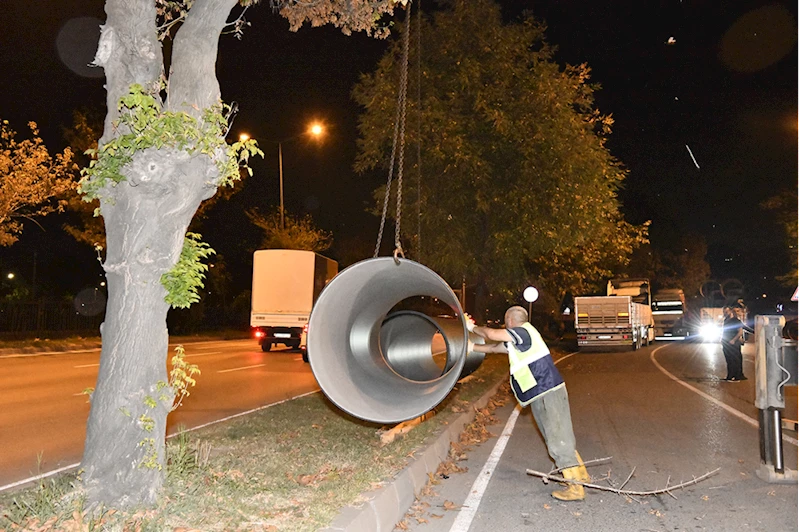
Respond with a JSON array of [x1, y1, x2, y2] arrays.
[[374, 5, 411, 263]]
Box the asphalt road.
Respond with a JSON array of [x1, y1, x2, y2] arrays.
[[401, 340, 799, 532], [0, 339, 318, 490]]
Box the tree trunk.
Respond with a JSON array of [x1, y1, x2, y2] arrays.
[[81, 0, 235, 508]]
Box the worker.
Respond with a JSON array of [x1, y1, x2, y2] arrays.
[[467, 305, 590, 501]]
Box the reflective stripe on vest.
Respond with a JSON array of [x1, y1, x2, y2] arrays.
[[507, 322, 550, 393]]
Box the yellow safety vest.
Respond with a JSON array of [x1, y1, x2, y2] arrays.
[[507, 322, 551, 404]]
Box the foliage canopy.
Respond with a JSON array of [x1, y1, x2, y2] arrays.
[[354, 0, 648, 306], [246, 207, 332, 252], [0, 121, 75, 246]]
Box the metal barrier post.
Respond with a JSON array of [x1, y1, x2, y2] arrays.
[[754, 315, 797, 483]]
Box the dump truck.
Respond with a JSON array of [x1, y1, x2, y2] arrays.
[[575, 278, 654, 350], [250, 249, 338, 357]]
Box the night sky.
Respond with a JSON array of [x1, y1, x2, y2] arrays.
[[0, 1, 796, 313]]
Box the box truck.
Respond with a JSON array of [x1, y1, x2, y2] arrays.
[[250, 249, 338, 357], [575, 278, 654, 350]]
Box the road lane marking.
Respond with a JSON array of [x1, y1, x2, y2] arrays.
[[0, 389, 321, 494], [184, 351, 221, 358], [448, 351, 576, 532], [0, 339, 251, 360], [0, 349, 100, 359], [449, 406, 520, 532], [74, 363, 99, 368], [217, 363, 266, 373], [0, 462, 81, 494], [168, 389, 320, 436], [650, 344, 798, 447]]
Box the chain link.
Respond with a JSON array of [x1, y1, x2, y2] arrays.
[[374, 5, 411, 259]]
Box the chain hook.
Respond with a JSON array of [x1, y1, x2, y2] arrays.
[[393, 247, 405, 264]]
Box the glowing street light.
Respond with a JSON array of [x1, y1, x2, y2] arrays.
[[237, 123, 326, 231], [523, 286, 539, 320], [6, 273, 14, 280], [278, 122, 326, 230], [309, 123, 324, 137]]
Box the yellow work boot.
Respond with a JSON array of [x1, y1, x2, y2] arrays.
[[574, 451, 591, 483], [551, 466, 585, 501]]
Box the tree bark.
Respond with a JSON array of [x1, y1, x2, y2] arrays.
[[81, 0, 235, 507]]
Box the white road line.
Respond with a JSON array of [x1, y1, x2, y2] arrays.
[[71, 351, 222, 368], [0, 349, 100, 359], [217, 363, 266, 373], [168, 390, 320, 435], [650, 344, 798, 447], [449, 406, 520, 532], [0, 339, 250, 360], [184, 351, 221, 358], [0, 462, 81, 493], [0, 389, 321, 494], [449, 351, 577, 532]]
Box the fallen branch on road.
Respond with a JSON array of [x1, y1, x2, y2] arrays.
[[526, 466, 721, 498]]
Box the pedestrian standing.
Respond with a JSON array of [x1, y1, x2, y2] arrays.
[[721, 306, 746, 381], [467, 305, 590, 501]]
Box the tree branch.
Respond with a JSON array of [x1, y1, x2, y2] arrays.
[[526, 467, 721, 498]]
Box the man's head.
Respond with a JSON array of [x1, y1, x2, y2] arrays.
[[504, 306, 528, 328], [723, 306, 734, 318]]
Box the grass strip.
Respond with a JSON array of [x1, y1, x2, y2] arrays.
[[1, 353, 512, 531]]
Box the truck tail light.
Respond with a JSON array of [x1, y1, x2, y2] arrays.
[[254, 329, 265, 339]]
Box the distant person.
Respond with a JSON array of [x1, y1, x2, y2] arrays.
[[721, 306, 746, 381], [467, 305, 590, 501]]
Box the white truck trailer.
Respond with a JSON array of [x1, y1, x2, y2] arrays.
[[250, 249, 338, 357], [575, 278, 654, 350]]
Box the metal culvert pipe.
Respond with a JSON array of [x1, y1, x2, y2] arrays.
[[381, 311, 486, 382], [307, 257, 482, 423]]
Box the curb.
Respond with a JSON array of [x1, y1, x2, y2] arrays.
[[321, 378, 506, 532]]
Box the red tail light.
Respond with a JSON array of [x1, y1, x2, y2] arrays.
[[303, 324, 309, 334], [254, 330, 265, 339]]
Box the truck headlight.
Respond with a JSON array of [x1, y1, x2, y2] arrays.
[[700, 324, 720, 341]]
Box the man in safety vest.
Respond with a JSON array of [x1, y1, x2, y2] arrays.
[[467, 305, 590, 501]]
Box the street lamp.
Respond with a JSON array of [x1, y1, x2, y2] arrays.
[[523, 286, 539, 321], [241, 123, 325, 231], [278, 122, 325, 230]]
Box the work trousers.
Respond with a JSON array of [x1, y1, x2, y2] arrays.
[[530, 384, 578, 469], [722, 341, 744, 379]]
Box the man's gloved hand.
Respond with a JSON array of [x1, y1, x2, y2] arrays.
[[465, 313, 476, 332], [467, 340, 475, 353]]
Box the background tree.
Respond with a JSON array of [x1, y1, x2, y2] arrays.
[[354, 0, 647, 318], [78, 0, 408, 508], [623, 234, 711, 300], [0, 120, 75, 246], [655, 234, 712, 299], [246, 207, 332, 252], [761, 188, 798, 287], [62, 109, 106, 248]]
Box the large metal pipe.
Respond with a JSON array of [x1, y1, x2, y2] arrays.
[[307, 257, 480, 423], [381, 310, 486, 382]]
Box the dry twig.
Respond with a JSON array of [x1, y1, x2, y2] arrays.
[[526, 467, 721, 498]]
